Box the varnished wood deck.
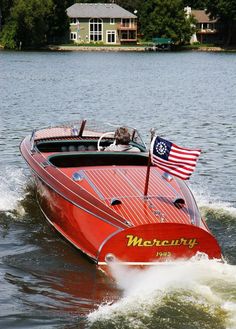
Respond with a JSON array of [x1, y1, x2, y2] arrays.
[[62, 166, 194, 227]]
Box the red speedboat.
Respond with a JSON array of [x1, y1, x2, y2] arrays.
[[20, 120, 222, 267]]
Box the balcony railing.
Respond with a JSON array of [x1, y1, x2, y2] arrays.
[[198, 28, 218, 34], [120, 38, 138, 42], [117, 23, 137, 30]]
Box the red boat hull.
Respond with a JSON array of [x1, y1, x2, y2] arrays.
[[98, 223, 222, 265], [36, 177, 120, 261], [35, 177, 222, 265], [20, 121, 223, 268]]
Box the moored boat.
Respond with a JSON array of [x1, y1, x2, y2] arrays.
[[20, 120, 222, 268]]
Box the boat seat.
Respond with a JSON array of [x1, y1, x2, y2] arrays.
[[36, 139, 144, 153], [36, 140, 101, 153], [48, 152, 149, 168]]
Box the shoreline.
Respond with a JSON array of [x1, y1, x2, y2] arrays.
[[1, 44, 236, 52], [47, 45, 236, 52], [47, 45, 146, 52]]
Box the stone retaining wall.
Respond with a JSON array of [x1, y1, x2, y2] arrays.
[[48, 45, 145, 52]]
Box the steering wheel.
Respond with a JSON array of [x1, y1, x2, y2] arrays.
[[97, 131, 115, 151]]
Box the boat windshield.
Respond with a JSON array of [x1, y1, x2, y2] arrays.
[[33, 119, 147, 150]]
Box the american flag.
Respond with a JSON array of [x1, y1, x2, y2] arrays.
[[150, 136, 201, 180]]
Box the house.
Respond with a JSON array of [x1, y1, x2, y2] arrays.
[[66, 3, 137, 45], [185, 7, 224, 44]]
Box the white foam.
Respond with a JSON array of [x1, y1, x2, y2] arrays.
[[0, 166, 27, 215], [190, 184, 236, 217], [88, 259, 236, 328], [88, 184, 236, 327]]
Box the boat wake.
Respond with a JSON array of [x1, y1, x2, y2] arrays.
[[0, 166, 30, 219], [191, 185, 236, 265], [88, 259, 236, 329], [191, 184, 236, 218], [87, 187, 236, 329], [1, 167, 236, 328]]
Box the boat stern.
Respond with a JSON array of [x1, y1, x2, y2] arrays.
[[97, 223, 222, 266]]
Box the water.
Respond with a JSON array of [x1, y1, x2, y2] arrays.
[[0, 50, 236, 328]]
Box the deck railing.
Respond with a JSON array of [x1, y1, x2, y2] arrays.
[[117, 23, 137, 30]]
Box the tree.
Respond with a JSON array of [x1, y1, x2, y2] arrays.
[[114, 0, 143, 13], [1, 0, 53, 49], [140, 0, 195, 43], [0, 0, 14, 26], [182, 1, 207, 9], [46, 0, 70, 44], [206, 0, 236, 45], [0, 0, 71, 49]]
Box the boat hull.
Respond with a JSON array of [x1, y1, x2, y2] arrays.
[[35, 177, 121, 261], [35, 176, 222, 266], [20, 121, 223, 268], [98, 222, 222, 265]]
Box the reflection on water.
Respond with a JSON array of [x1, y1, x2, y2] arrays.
[[0, 50, 236, 328], [0, 178, 120, 328]]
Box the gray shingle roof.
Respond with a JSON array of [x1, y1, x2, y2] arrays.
[[67, 3, 137, 19]]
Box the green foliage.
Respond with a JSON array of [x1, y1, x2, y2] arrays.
[[1, 0, 53, 48], [139, 0, 194, 44], [182, 0, 207, 9], [1, 0, 235, 48], [46, 0, 70, 44], [206, 0, 236, 45], [206, 0, 236, 21], [0, 0, 70, 49], [1, 21, 17, 49], [110, 0, 142, 13], [0, 0, 14, 25]]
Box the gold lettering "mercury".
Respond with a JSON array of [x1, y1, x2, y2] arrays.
[[126, 235, 198, 249]]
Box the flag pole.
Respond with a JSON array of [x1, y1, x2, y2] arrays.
[[144, 129, 155, 197]]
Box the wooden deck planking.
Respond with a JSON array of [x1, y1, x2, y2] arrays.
[[84, 167, 191, 226]]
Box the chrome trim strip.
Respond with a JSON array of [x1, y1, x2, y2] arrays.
[[98, 258, 223, 266], [22, 138, 126, 230], [97, 228, 123, 257], [35, 171, 124, 230], [98, 261, 186, 266], [152, 168, 180, 198], [80, 170, 105, 200]]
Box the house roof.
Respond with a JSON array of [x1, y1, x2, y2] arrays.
[[67, 3, 137, 19], [192, 10, 218, 23]]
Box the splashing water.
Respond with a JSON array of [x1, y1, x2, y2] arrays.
[[88, 186, 236, 329], [191, 184, 236, 218], [88, 259, 236, 329], [0, 166, 28, 217], [1, 165, 236, 329]]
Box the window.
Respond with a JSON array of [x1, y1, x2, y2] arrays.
[[70, 32, 77, 41], [106, 31, 116, 44], [110, 18, 115, 25], [89, 18, 103, 42], [120, 30, 136, 41], [71, 18, 78, 25], [121, 18, 130, 27]]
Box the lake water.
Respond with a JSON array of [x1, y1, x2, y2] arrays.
[[0, 50, 236, 329]]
